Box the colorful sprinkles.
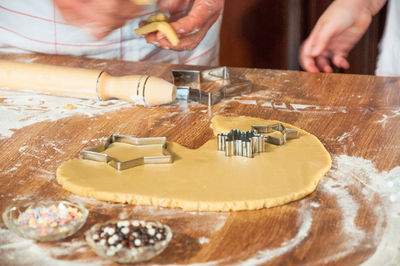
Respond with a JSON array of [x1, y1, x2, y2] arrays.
[[93, 220, 168, 256], [14, 202, 83, 236]]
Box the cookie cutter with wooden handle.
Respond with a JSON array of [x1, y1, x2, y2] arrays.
[[82, 135, 173, 171], [171, 67, 252, 105]]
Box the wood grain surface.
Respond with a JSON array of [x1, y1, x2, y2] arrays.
[[0, 54, 399, 265]]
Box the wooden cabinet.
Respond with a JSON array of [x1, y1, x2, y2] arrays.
[[220, 0, 387, 75]]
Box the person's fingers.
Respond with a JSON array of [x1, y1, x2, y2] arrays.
[[167, 0, 222, 36], [332, 54, 350, 69], [316, 56, 333, 73], [138, 20, 148, 27], [154, 1, 221, 48], [309, 22, 340, 57], [159, 27, 208, 50], [142, 0, 223, 50], [144, 24, 208, 50], [299, 39, 320, 72], [301, 24, 322, 57], [301, 56, 320, 73], [144, 32, 162, 47], [145, 1, 222, 50]]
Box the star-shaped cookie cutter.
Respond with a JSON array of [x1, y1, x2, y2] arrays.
[[217, 123, 299, 158], [82, 134, 173, 171], [252, 123, 299, 145], [171, 67, 252, 106]]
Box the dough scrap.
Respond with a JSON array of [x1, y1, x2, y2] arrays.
[[62, 104, 76, 110], [130, 0, 154, 5], [135, 15, 179, 46], [56, 116, 331, 211]]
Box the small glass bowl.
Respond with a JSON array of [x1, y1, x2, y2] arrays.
[[85, 220, 172, 264], [2, 199, 88, 242]]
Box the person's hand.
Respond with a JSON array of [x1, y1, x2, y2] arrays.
[[299, 0, 386, 73], [143, 0, 224, 50], [55, 0, 144, 40]]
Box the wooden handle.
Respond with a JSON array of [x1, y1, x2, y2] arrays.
[[0, 60, 176, 106]]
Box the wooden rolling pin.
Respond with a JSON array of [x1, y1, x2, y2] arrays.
[[0, 60, 176, 106]]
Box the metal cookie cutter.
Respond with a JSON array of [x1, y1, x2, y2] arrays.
[[217, 129, 265, 158], [217, 124, 299, 158], [171, 66, 252, 105], [252, 123, 299, 145], [82, 134, 172, 171]]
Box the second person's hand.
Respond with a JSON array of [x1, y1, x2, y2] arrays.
[[299, 0, 386, 73]]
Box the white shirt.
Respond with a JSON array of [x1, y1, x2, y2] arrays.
[[0, 1, 221, 66], [376, 0, 400, 76]]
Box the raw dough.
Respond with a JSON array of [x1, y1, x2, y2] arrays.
[[135, 21, 179, 46], [62, 104, 77, 110], [56, 116, 331, 211], [100, 143, 165, 161]]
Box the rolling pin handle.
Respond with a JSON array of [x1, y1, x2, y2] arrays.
[[0, 60, 176, 106], [96, 71, 106, 101]]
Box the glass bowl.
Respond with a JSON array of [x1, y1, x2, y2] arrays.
[[85, 219, 172, 263], [2, 199, 88, 242]]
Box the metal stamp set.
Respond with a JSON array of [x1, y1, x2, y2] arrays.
[[217, 123, 299, 158]]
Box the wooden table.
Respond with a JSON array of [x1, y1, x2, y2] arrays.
[[0, 54, 399, 265]]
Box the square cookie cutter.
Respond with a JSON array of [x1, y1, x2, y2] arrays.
[[171, 67, 252, 105], [82, 134, 173, 171]]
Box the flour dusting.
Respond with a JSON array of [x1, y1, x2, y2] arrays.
[[377, 108, 400, 128], [0, 90, 132, 138], [0, 229, 102, 266], [236, 202, 313, 266], [198, 237, 210, 244], [236, 155, 400, 265]]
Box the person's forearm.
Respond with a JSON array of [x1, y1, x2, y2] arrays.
[[365, 0, 387, 15], [335, 0, 387, 16]]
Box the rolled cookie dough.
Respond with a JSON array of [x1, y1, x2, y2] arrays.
[[56, 116, 331, 211]]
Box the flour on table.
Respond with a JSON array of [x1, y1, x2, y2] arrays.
[[0, 90, 132, 139], [377, 108, 400, 128], [0, 228, 103, 266], [235, 155, 400, 265], [236, 202, 313, 266], [198, 237, 210, 244], [310, 202, 320, 208]]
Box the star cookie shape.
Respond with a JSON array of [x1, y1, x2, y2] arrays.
[[82, 135, 172, 171]]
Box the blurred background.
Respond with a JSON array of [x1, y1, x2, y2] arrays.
[[220, 0, 387, 75]]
